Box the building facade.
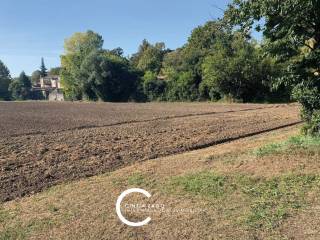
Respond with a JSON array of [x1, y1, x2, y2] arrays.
[[33, 75, 64, 101]]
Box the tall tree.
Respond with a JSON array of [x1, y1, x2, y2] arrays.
[[60, 30, 104, 100], [0, 60, 11, 100], [40, 58, 48, 77], [225, 0, 320, 135]]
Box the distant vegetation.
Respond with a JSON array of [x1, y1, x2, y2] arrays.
[[0, 0, 319, 135]]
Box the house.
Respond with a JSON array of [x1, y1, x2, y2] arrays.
[[40, 76, 62, 89], [33, 75, 64, 101]]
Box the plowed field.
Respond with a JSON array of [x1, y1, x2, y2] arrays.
[[0, 102, 301, 202]]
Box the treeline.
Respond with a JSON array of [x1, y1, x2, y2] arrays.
[[59, 23, 289, 103], [0, 21, 289, 103]]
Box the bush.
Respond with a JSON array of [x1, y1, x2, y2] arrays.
[[143, 71, 166, 101]]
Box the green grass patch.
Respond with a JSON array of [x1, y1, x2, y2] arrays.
[[112, 172, 151, 188], [166, 171, 320, 230], [0, 213, 62, 240], [254, 143, 284, 156], [127, 173, 146, 186], [242, 174, 319, 229], [167, 172, 229, 198], [254, 135, 320, 157]]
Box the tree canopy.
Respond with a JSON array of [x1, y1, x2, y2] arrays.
[[61, 31, 141, 101], [225, 0, 320, 134], [61, 30, 104, 100]]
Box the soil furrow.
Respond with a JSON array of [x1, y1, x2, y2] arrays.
[[0, 103, 300, 202]]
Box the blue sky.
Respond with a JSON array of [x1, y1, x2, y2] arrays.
[[0, 0, 235, 77]]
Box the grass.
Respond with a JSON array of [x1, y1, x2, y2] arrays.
[[0, 226, 27, 240], [111, 172, 153, 188], [167, 172, 229, 198], [0, 218, 57, 240], [242, 174, 319, 229], [127, 172, 146, 186], [254, 135, 320, 157], [166, 172, 320, 230]]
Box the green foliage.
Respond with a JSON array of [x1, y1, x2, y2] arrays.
[[9, 72, 32, 100], [179, 21, 230, 77], [0, 60, 12, 100], [167, 171, 319, 230], [201, 33, 278, 102], [60, 31, 143, 102], [254, 143, 284, 157], [225, 0, 320, 134], [255, 135, 320, 157], [127, 173, 146, 186], [78, 50, 140, 102], [51, 16, 294, 103], [165, 71, 199, 101], [143, 71, 166, 101], [49, 67, 61, 76], [61, 30, 104, 100], [158, 20, 284, 103], [293, 84, 320, 134], [242, 175, 319, 229], [168, 172, 228, 198], [131, 40, 168, 74]]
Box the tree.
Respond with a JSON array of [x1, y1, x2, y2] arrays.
[[160, 21, 232, 101], [109, 47, 124, 57], [131, 40, 168, 74], [201, 33, 277, 102], [31, 70, 41, 85], [9, 71, 32, 100], [0, 60, 11, 100], [225, 0, 320, 134], [78, 50, 140, 102], [142, 71, 166, 101], [182, 21, 231, 77], [40, 58, 48, 77], [165, 71, 199, 101], [60, 30, 104, 100], [49, 67, 61, 76]]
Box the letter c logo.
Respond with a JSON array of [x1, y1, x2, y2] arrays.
[[116, 188, 152, 227]]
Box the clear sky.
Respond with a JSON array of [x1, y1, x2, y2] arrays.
[[0, 0, 234, 77]]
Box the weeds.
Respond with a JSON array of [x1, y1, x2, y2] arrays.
[[166, 171, 320, 230], [127, 173, 146, 186], [254, 135, 320, 157], [168, 172, 228, 198]]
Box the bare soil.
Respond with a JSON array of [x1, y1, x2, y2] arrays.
[[0, 102, 300, 202]]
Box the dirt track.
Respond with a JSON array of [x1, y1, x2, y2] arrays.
[[0, 102, 301, 202]]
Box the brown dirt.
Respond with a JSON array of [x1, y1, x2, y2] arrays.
[[0, 102, 301, 202], [0, 101, 293, 137]]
